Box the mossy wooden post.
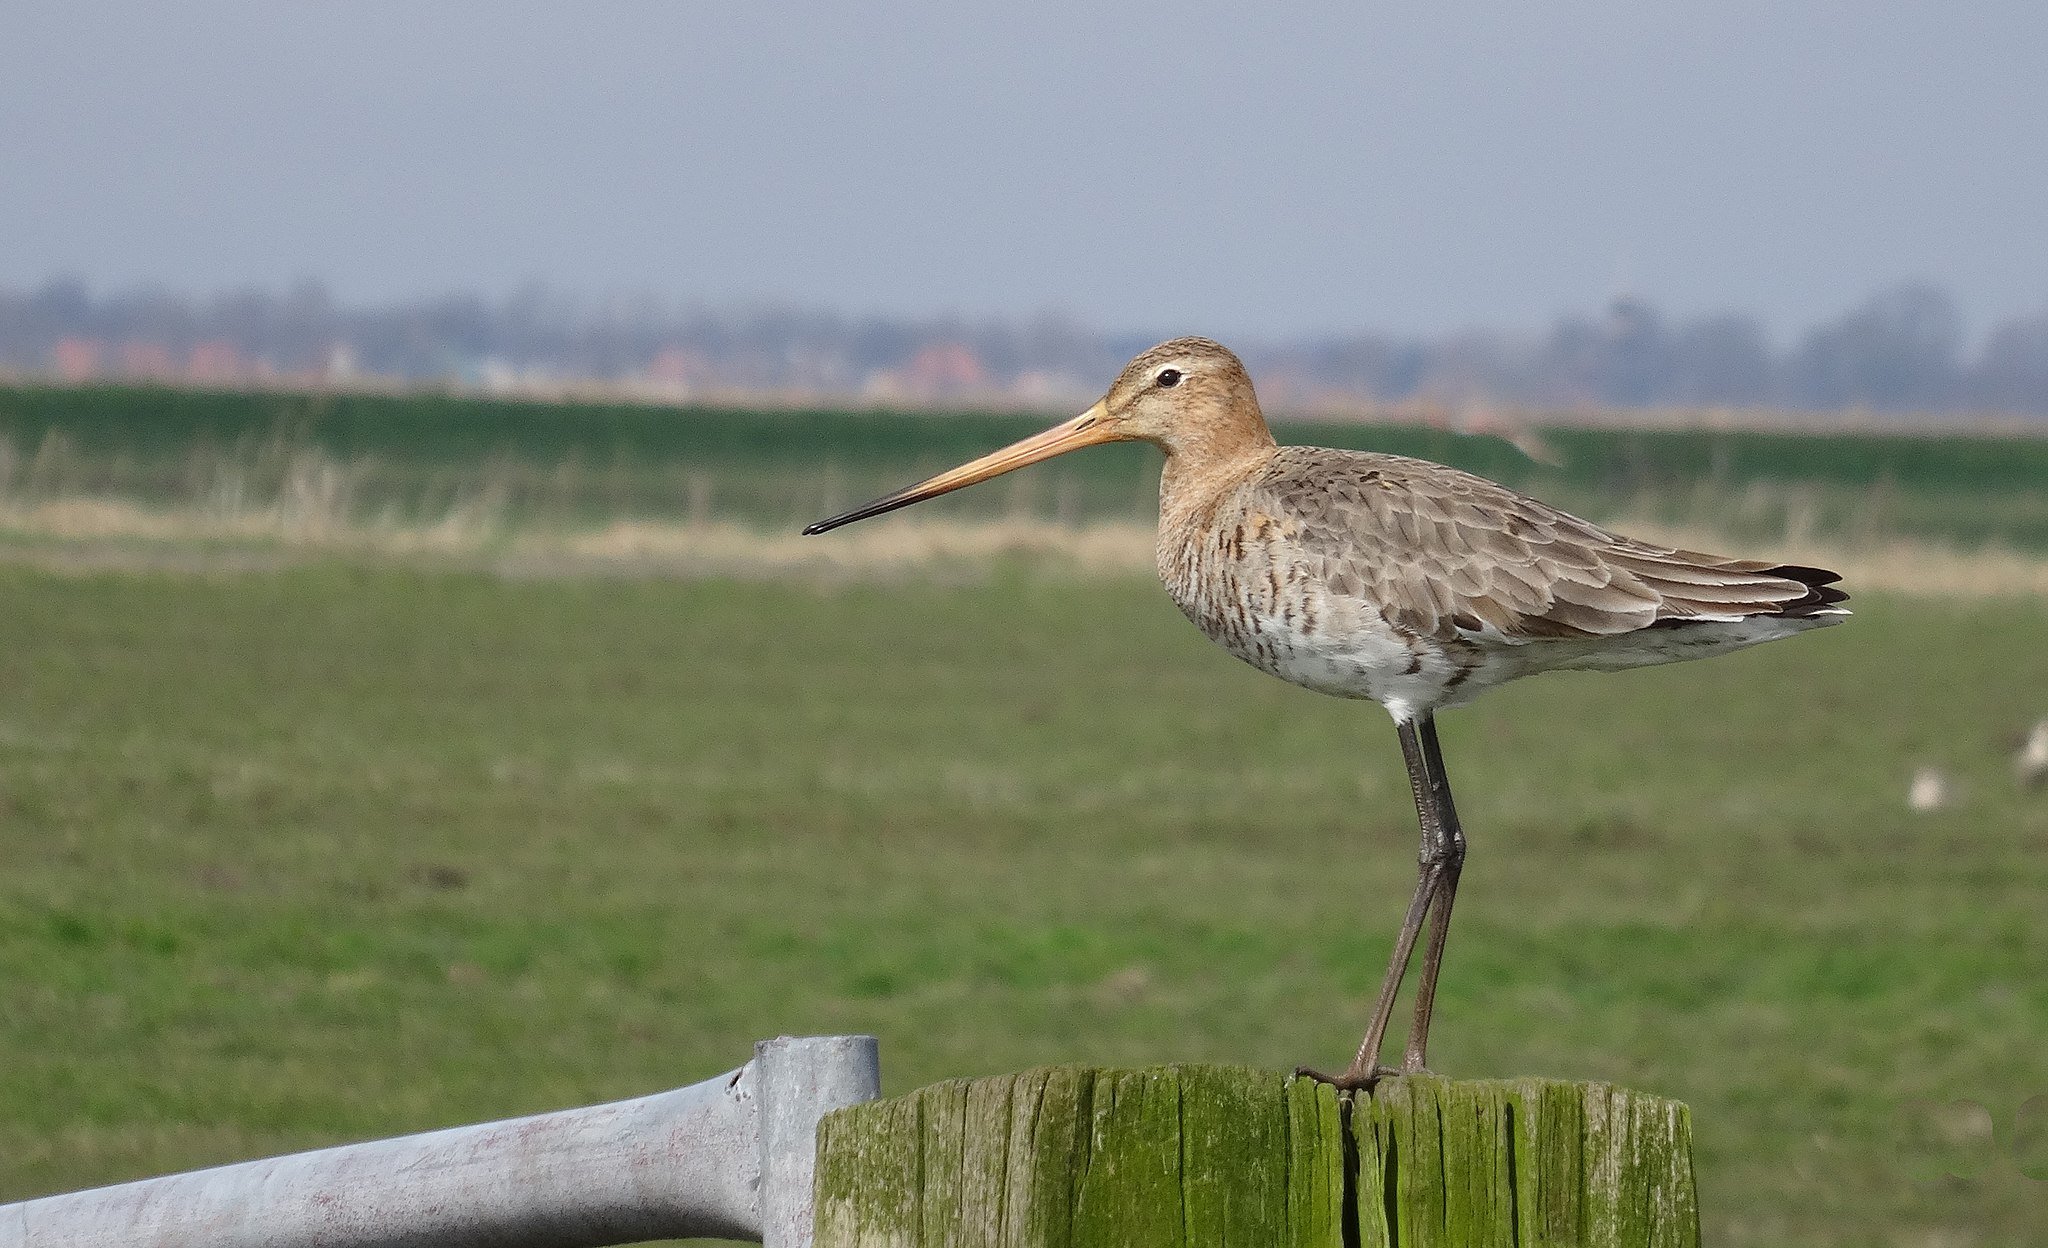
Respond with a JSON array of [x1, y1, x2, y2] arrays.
[[814, 1067, 1697, 1247]]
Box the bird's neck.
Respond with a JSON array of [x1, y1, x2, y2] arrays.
[[1156, 413, 1278, 530]]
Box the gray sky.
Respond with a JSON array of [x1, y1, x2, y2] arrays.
[[3, 2, 2044, 340]]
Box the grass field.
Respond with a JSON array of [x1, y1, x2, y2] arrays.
[[2, 557, 2045, 1245]]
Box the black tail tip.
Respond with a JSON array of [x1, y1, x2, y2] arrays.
[[1770, 563, 1850, 613]]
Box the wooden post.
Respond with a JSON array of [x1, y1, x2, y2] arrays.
[[814, 1066, 1698, 1248]]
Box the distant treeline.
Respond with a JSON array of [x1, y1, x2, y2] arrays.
[[3, 278, 2046, 416]]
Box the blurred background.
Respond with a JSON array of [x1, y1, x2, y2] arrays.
[[2, 3, 2044, 1244]]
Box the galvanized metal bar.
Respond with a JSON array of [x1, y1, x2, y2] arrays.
[[0, 1034, 879, 1248], [755, 1035, 881, 1248]]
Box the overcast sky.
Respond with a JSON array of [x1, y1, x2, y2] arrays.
[[3, 2, 2044, 340]]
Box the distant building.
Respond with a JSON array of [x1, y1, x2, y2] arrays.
[[188, 341, 246, 383], [51, 337, 103, 381], [119, 340, 177, 379], [325, 342, 361, 383], [865, 342, 989, 402], [640, 345, 709, 399]]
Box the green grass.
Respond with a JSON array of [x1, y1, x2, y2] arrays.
[[1, 562, 2044, 1241], [7, 382, 2048, 549]]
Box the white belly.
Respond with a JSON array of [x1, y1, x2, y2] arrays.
[[1160, 551, 1472, 720]]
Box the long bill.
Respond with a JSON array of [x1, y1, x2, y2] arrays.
[[802, 402, 1115, 535]]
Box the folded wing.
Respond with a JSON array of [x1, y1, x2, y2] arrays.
[[1254, 448, 1849, 643]]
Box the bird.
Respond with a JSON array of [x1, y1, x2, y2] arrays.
[[2016, 719, 2048, 789], [1908, 766, 1955, 813], [803, 337, 1848, 1089]]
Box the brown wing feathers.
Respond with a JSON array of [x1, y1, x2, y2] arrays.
[[1256, 449, 1848, 642]]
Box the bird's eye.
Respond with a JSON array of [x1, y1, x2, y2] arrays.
[[1156, 368, 1183, 388]]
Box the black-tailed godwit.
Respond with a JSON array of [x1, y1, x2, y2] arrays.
[[804, 337, 1848, 1088]]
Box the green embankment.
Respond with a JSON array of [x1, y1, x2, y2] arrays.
[[5, 383, 2048, 549]]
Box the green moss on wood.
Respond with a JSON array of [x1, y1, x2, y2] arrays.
[[814, 1067, 1697, 1248]]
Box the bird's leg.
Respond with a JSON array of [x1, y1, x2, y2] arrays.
[[1297, 717, 1445, 1090], [1401, 713, 1466, 1074]]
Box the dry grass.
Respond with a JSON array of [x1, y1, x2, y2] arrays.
[[3, 491, 2045, 599]]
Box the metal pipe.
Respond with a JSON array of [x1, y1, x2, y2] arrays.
[[755, 1035, 880, 1248], [0, 1034, 879, 1248]]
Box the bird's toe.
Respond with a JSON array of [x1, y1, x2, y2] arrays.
[[1293, 1062, 1401, 1092]]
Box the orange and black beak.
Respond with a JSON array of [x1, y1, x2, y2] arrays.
[[802, 401, 1116, 535]]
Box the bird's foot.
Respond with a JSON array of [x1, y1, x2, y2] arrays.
[[1293, 1062, 1402, 1092]]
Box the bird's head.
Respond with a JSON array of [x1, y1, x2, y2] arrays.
[[1095, 337, 1267, 451], [803, 337, 1270, 535]]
